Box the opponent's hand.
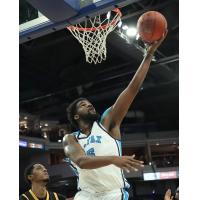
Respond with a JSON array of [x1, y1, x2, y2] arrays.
[[146, 29, 168, 55], [164, 189, 174, 200], [112, 155, 144, 172]]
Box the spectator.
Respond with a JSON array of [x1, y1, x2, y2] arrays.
[[164, 187, 179, 200], [164, 189, 174, 200]]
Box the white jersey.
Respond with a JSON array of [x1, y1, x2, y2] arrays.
[[67, 119, 130, 193]]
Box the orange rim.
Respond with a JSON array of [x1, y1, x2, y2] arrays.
[[67, 8, 122, 32]]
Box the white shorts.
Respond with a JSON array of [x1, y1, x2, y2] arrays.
[[74, 189, 129, 200]]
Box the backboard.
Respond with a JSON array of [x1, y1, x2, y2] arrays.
[[19, 0, 140, 44]]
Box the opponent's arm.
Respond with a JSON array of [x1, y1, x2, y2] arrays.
[[63, 134, 144, 171], [106, 32, 167, 127]]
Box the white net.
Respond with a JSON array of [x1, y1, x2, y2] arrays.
[[67, 9, 121, 64]]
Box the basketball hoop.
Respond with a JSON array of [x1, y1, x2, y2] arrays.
[[67, 8, 122, 64]]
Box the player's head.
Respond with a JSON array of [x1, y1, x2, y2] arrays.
[[67, 98, 99, 128], [24, 163, 49, 185]]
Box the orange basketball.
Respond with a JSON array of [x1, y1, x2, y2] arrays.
[[137, 11, 167, 43]]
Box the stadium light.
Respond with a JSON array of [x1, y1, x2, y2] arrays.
[[126, 27, 137, 37]]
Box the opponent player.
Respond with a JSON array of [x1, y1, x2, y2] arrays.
[[19, 163, 66, 200], [63, 32, 167, 200]]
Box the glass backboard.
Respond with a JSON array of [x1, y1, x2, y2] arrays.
[[19, 0, 139, 44]]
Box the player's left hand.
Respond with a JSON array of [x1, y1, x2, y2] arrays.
[[146, 29, 168, 55]]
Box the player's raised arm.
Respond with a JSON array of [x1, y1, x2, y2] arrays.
[[63, 134, 144, 171], [107, 32, 167, 127]]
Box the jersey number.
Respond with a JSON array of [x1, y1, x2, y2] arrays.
[[86, 148, 95, 156]]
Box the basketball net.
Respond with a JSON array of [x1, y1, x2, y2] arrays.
[[67, 8, 122, 64]]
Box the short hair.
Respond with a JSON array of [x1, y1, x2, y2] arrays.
[[24, 163, 36, 185], [66, 98, 88, 129]]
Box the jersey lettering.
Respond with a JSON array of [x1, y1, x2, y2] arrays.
[[84, 135, 102, 148], [86, 147, 95, 156]]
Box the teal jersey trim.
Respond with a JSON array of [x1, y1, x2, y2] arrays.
[[122, 189, 129, 200], [99, 107, 111, 124], [72, 131, 79, 138]]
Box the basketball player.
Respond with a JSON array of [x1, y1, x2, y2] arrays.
[[63, 32, 167, 200], [164, 189, 174, 200], [19, 163, 66, 200], [164, 187, 179, 200]]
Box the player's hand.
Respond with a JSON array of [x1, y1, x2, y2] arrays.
[[146, 29, 168, 55], [164, 189, 174, 200], [112, 155, 144, 172]]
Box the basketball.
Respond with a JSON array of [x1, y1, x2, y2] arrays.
[[137, 11, 167, 43]]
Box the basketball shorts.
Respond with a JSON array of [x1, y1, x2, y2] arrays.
[[74, 188, 129, 200]]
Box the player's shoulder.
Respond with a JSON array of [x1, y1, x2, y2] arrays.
[[55, 192, 66, 200], [19, 194, 26, 200], [49, 191, 66, 200], [19, 191, 30, 200], [63, 131, 79, 145], [19, 190, 66, 200], [99, 107, 112, 124]]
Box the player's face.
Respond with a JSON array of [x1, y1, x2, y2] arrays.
[[75, 100, 99, 122], [31, 164, 49, 183]]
